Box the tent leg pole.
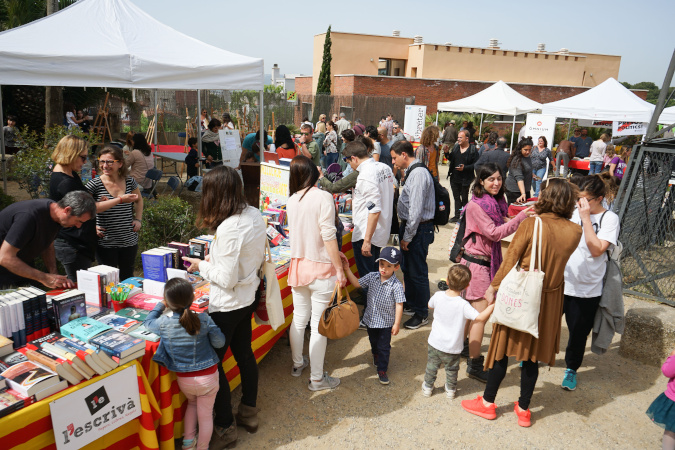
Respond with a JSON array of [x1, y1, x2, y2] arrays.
[[259, 90, 264, 163], [478, 113, 483, 140], [435, 111, 439, 126], [566, 118, 571, 139], [0, 85, 6, 192], [197, 90, 202, 176], [510, 116, 516, 151], [153, 89, 158, 154]]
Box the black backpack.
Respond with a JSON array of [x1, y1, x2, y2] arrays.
[[405, 163, 451, 227], [448, 207, 474, 263]]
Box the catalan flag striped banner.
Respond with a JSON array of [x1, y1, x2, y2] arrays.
[[0, 233, 358, 450], [0, 360, 161, 450]]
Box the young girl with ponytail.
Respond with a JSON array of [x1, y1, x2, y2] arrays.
[[145, 278, 226, 450]]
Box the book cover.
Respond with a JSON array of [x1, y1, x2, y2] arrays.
[[1, 351, 28, 367], [168, 242, 189, 270], [115, 308, 150, 321], [1, 361, 60, 397], [89, 330, 144, 358], [128, 325, 159, 342], [188, 239, 207, 260], [120, 277, 144, 288], [23, 287, 49, 338], [158, 246, 179, 270], [125, 293, 163, 311], [142, 250, 168, 282], [0, 388, 24, 418], [94, 314, 141, 333], [60, 317, 112, 343], [52, 290, 87, 329], [76, 270, 102, 307], [12, 291, 33, 343]]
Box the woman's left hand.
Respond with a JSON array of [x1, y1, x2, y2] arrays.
[[182, 256, 201, 273], [132, 219, 141, 232], [577, 197, 591, 222]]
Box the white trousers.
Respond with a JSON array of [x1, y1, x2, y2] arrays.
[[290, 277, 336, 381]]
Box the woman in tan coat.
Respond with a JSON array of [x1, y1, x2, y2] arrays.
[[462, 178, 582, 427]]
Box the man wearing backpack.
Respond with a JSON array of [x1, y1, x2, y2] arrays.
[[447, 130, 479, 222], [390, 141, 435, 329]]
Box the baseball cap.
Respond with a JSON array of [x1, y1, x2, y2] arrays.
[[376, 247, 402, 265], [450, 120, 456, 124]]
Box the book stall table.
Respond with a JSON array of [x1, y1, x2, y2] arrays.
[[0, 360, 162, 450]]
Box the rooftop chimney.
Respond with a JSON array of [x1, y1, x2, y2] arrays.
[[488, 38, 500, 49], [558, 48, 570, 55], [536, 43, 546, 52], [271, 64, 280, 85], [392, 30, 400, 37], [444, 42, 452, 46], [413, 35, 423, 44]]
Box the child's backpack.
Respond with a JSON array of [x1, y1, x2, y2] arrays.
[[448, 207, 473, 263], [405, 163, 451, 227]]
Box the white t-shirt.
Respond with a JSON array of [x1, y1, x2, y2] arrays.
[[352, 158, 395, 248], [564, 209, 620, 297], [428, 292, 479, 354], [371, 141, 381, 157], [589, 140, 607, 162], [66, 111, 78, 128]]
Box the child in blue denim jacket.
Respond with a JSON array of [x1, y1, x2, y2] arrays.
[[145, 278, 226, 450]]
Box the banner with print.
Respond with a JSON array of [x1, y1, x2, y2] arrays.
[[522, 114, 556, 149], [403, 105, 426, 142], [219, 129, 242, 168], [50, 366, 141, 450], [612, 121, 648, 137], [578, 119, 613, 128]]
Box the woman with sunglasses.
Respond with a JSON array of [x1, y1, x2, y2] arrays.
[[560, 175, 620, 392], [85, 146, 143, 280], [50, 136, 137, 281]]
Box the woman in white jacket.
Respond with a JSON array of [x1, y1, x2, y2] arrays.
[[183, 165, 266, 449]]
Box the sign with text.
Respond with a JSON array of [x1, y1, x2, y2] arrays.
[[50, 366, 141, 450], [522, 114, 556, 149], [260, 162, 290, 208], [403, 105, 427, 142], [578, 119, 613, 128], [218, 129, 242, 168], [613, 121, 648, 137]]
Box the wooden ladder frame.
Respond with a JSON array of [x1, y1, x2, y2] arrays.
[[91, 92, 113, 143]]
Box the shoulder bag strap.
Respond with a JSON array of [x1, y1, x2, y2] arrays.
[[528, 217, 542, 272]]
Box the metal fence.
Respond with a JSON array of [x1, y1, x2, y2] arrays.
[[615, 139, 675, 304]]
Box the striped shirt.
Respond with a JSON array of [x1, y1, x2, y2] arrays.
[[86, 177, 139, 248], [360, 272, 406, 328], [398, 159, 435, 242]]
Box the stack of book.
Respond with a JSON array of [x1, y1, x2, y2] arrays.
[[76, 265, 120, 308], [1, 359, 65, 404], [0, 287, 49, 348], [188, 235, 214, 260], [168, 242, 190, 270], [50, 289, 87, 329], [61, 317, 145, 366], [141, 248, 175, 282]]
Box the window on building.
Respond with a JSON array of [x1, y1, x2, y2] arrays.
[[411, 67, 418, 77], [378, 58, 406, 76]]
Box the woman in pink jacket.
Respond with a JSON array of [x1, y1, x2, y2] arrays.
[[459, 163, 533, 382]]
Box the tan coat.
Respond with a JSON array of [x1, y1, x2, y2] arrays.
[[485, 213, 582, 369]]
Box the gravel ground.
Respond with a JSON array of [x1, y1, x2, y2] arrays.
[[3, 165, 664, 448]]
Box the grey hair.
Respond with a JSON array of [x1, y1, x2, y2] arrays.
[[496, 137, 507, 148], [355, 118, 362, 125], [58, 191, 96, 219]]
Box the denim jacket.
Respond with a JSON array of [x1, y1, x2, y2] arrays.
[[144, 303, 226, 373]]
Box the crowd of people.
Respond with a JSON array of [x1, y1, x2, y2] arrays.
[[0, 111, 652, 449]]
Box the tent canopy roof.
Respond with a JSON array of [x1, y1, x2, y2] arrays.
[[0, 0, 263, 90], [659, 105, 675, 125], [541, 78, 654, 122], [436, 80, 542, 116]]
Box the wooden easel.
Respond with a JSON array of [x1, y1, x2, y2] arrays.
[[91, 92, 113, 143], [145, 104, 169, 147]]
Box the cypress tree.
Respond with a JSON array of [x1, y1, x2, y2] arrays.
[[316, 26, 332, 94]]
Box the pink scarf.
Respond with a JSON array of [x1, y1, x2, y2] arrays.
[[471, 193, 508, 279]]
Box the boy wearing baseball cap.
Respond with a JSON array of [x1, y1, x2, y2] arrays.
[[342, 246, 405, 385]]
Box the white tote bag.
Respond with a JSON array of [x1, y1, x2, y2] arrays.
[[489, 217, 545, 338], [254, 240, 285, 330]]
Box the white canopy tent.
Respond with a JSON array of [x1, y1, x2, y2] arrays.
[[436, 80, 542, 149], [541, 78, 655, 122], [0, 0, 264, 189], [659, 106, 675, 125]]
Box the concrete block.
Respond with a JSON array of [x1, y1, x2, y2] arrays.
[[620, 300, 675, 367]]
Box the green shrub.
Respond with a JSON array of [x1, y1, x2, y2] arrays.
[[136, 196, 206, 269], [0, 187, 14, 211]]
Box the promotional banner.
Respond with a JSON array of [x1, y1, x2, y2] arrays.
[[613, 121, 648, 137], [578, 119, 613, 128], [403, 105, 426, 142], [50, 366, 141, 450], [219, 129, 242, 168], [522, 114, 556, 149], [260, 162, 290, 208]]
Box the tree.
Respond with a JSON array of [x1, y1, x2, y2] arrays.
[[316, 26, 332, 94], [622, 81, 675, 107]]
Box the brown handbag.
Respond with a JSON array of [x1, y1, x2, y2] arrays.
[[318, 283, 360, 339]]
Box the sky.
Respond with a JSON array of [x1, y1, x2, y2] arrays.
[[130, 0, 673, 87]]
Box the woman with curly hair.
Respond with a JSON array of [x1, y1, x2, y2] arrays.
[[504, 137, 534, 204]]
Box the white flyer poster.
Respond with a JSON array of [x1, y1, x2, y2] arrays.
[[522, 114, 556, 148], [403, 105, 427, 142], [613, 121, 648, 137], [219, 129, 242, 168], [50, 366, 141, 450]]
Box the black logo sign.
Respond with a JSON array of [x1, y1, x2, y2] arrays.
[[85, 386, 110, 415]]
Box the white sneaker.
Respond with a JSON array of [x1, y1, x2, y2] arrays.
[[421, 381, 433, 397], [445, 383, 456, 399], [308, 372, 341, 391], [291, 355, 309, 377]]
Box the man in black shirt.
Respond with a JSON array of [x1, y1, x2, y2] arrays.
[[0, 191, 96, 289], [447, 130, 478, 222]]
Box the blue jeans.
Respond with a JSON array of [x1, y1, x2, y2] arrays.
[[325, 152, 339, 167], [399, 221, 434, 318], [352, 239, 381, 279], [533, 167, 547, 197], [589, 161, 603, 174]]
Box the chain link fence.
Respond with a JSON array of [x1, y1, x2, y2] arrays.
[[615, 141, 675, 304]]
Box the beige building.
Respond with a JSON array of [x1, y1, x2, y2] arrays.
[[312, 31, 621, 94]]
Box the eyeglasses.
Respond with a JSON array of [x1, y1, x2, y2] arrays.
[[342, 156, 350, 162], [301, 132, 311, 135], [99, 160, 119, 166]]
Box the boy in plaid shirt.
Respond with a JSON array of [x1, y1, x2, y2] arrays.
[[343, 246, 405, 385]]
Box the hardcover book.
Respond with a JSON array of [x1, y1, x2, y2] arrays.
[[60, 317, 112, 342]]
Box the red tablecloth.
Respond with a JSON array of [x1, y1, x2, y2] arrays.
[[552, 158, 590, 171], [507, 197, 538, 217]]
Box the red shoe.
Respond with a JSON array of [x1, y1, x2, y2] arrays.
[[514, 403, 531, 427], [461, 396, 497, 420]]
